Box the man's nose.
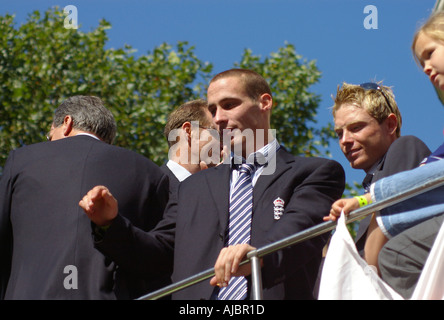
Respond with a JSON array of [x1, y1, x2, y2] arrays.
[[340, 130, 353, 145], [213, 107, 228, 125]]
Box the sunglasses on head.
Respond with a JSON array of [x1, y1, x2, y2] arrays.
[[359, 82, 394, 114]]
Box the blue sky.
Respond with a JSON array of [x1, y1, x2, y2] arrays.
[[1, 0, 442, 187]]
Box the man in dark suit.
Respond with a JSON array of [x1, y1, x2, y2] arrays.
[[80, 69, 345, 300], [161, 99, 219, 192], [332, 82, 431, 265], [0, 96, 168, 299]]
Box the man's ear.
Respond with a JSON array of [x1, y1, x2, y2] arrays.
[[259, 93, 273, 112], [385, 113, 398, 136], [181, 121, 192, 145], [62, 115, 74, 137]]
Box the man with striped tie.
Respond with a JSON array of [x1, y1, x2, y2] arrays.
[[79, 69, 346, 300]]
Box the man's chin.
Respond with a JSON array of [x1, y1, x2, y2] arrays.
[[349, 162, 367, 171]]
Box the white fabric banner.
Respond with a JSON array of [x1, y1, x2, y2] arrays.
[[318, 213, 403, 300], [319, 212, 444, 300]]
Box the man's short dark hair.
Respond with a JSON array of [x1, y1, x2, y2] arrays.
[[164, 99, 210, 147], [209, 69, 272, 101]]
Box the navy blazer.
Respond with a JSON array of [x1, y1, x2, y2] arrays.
[[97, 147, 345, 299], [0, 135, 169, 299]]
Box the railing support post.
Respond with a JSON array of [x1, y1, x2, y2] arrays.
[[249, 251, 263, 300]]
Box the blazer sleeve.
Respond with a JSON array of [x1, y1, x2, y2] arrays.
[[93, 173, 175, 280]]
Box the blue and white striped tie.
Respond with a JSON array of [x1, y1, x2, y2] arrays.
[[218, 163, 255, 300]]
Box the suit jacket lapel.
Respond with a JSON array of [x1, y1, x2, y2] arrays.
[[203, 148, 294, 233]]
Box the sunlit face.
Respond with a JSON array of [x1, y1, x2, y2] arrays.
[[415, 32, 444, 91], [334, 103, 396, 172], [207, 76, 270, 156]]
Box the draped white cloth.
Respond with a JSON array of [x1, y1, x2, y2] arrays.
[[318, 212, 444, 300], [318, 214, 403, 300]]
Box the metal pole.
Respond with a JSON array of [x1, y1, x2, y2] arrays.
[[249, 250, 263, 300], [136, 267, 215, 300], [138, 174, 444, 300]]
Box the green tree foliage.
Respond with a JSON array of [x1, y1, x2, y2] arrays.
[[0, 8, 212, 168], [0, 7, 336, 171], [1, 7, 363, 236]]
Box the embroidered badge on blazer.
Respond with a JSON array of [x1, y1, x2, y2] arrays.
[[273, 197, 285, 220]]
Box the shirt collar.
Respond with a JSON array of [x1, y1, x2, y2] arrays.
[[366, 156, 384, 175], [75, 132, 100, 141], [231, 139, 280, 168], [166, 160, 192, 182]]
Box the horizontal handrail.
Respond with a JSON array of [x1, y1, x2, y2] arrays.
[[137, 173, 444, 300]]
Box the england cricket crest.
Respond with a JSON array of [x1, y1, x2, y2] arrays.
[[273, 197, 284, 220]]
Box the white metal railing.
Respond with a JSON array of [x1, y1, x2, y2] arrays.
[[137, 173, 444, 300]]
